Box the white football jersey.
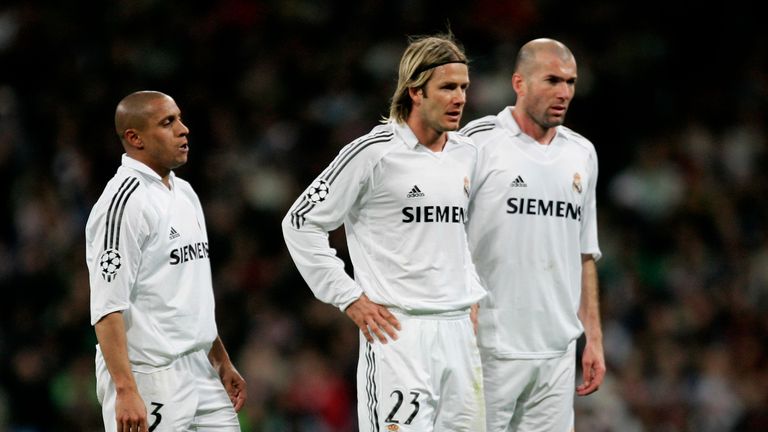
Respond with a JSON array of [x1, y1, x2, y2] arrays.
[[282, 121, 486, 313], [461, 107, 601, 358], [87, 155, 218, 371]]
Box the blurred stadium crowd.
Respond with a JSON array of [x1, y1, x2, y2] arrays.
[[0, 1, 766, 431]]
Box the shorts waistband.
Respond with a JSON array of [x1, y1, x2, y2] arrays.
[[95, 344, 208, 374], [388, 307, 470, 320]]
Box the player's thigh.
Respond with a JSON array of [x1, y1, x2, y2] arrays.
[[134, 367, 198, 431], [97, 361, 197, 432], [356, 320, 437, 432], [96, 352, 120, 432], [185, 350, 240, 430], [480, 352, 537, 432], [512, 348, 576, 432], [194, 425, 241, 432], [433, 316, 485, 432]]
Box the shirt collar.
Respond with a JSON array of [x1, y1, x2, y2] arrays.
[[391, 121, 421, 149], [391, 120, 458, 150], [498, 106, 565, 141], [498, 106, 523, 137], [121, 154, 176, 184]]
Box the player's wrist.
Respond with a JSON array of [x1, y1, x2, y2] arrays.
[[114, 382, 140, 395], [585, 334, 603, 347]]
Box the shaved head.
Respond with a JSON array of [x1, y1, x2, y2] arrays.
[[115, 91, 173, 145], [514, 38, 575, 76]]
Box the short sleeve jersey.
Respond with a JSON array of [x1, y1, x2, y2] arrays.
[[461, 107, 601, 358], [282, 122, 486, 313], [86, 155, 218, 371]]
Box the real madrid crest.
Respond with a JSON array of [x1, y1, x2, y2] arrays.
[[572, 173, 582, 194], [463, 176, 470, 198]]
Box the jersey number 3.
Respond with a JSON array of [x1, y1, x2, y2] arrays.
[[385, 390, 420, 425], [148, 402, 164, 432]]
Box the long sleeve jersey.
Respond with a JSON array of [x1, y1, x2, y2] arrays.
[[282, 121, 485, 314]]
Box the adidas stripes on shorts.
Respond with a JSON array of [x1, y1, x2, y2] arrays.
[[356, 309, 486, 432]]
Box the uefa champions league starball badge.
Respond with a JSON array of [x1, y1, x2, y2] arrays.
[[306, 179, 329, 203], [99, 249, 122, 282]]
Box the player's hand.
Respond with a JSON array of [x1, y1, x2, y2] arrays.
[[345, 294, 401, 343], [576, 339, 605, 396], [218, 362, 248, 412], [115, 388, 148, 432], [470, 303, 479, 335]]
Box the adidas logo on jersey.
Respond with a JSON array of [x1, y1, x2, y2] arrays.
[[169, 227, 180, 240], [510, 175, 527, 187], [406, 185, 425, 198]]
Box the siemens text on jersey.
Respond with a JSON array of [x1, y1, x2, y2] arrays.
[[402, 205, 466, 223], [169, 241, 210, 265], [506, 198, 581, 221]]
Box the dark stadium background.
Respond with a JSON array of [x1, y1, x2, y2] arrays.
[[0, 1, 766, 430]]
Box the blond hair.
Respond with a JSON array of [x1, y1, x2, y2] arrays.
[[387, 34, 467, 123]]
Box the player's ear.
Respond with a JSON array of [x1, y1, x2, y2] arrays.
[[511, 73, 525, 96], [408, 86, 423, 105], [123, 129, 144, 150]]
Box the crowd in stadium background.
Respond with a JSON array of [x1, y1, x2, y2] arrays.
[[0, 1, 766, 431]]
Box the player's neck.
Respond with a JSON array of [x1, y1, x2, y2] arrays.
[[406, 119, 447, 152], [512, 108, 556, 145], [126, 153, 174, 189]]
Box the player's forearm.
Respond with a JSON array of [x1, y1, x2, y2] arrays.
[[94, 311, 139, 393], [207, 335, 232, 371], [578, 255, 603, 343], [281, 218, 362, 309]]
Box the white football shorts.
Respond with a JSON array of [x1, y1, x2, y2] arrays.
[[95, 347, 240, 432], [356, 309, 486, 432], [482, 340, 576, 432]]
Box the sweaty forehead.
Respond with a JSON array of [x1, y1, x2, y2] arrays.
[[141, 96, 180, 124], [115, 92, 179, 135], [428, 62, 469, 83], [532, 52, 576, 75], [147, 95, 178, 114]]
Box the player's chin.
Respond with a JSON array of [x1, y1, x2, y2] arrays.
[[547, 111, 567, 125], [172, 155, 189, 168], [442, 118, 462, 131]]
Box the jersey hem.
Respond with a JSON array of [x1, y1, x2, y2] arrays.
[[479, 339, 578, 360]]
